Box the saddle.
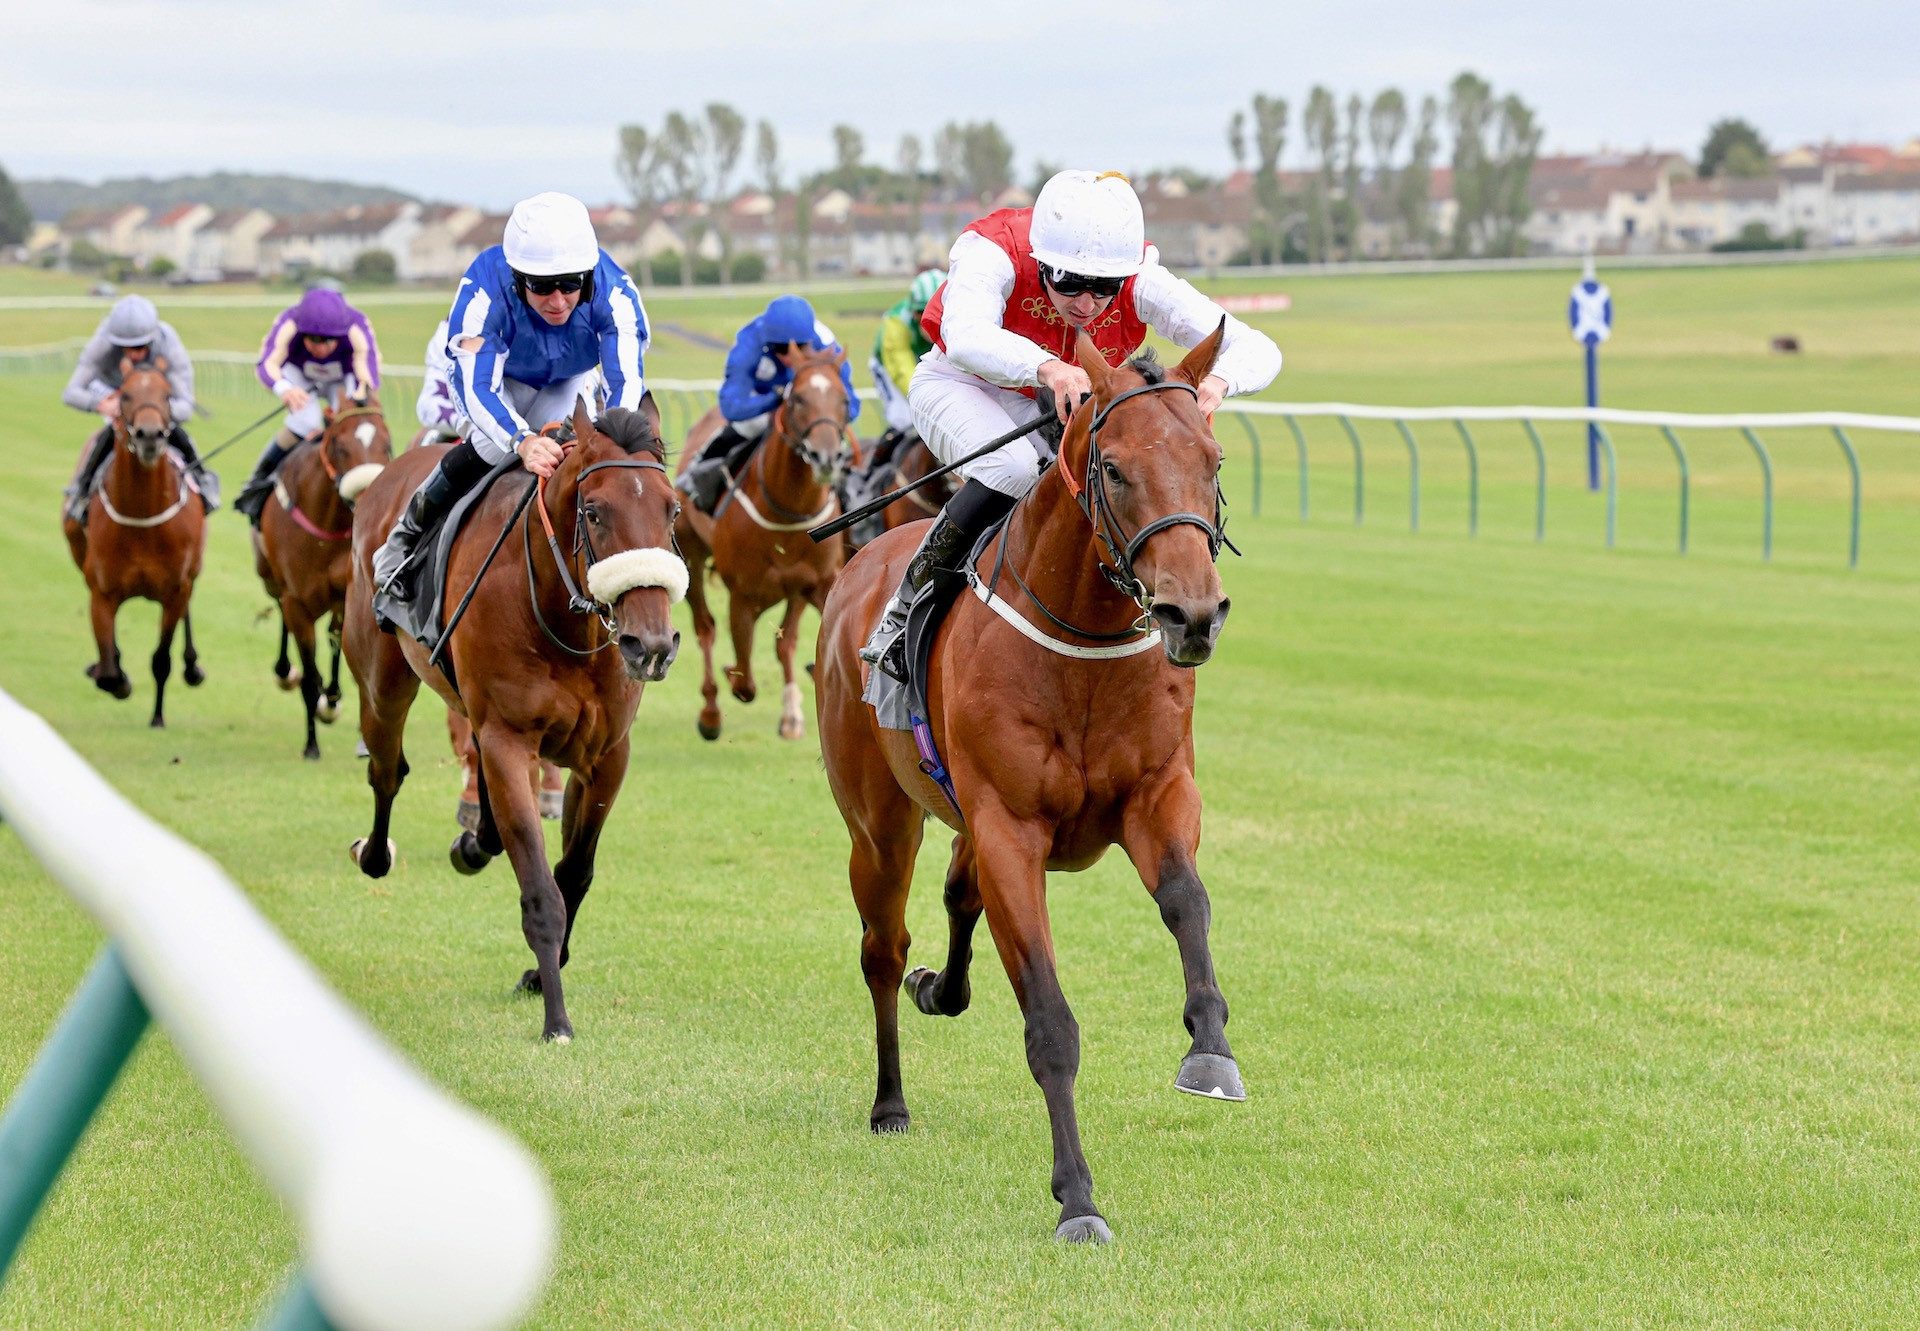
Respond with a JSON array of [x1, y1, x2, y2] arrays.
[[860, 515, 1012, 733], [374, 453, 526, 650]]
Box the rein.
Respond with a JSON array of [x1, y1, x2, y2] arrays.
[[524, 444, 672, 656], [275, 407, 388, 541], [100, 414, 191, 529]]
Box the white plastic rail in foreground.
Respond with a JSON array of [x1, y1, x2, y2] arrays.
[[0, 687, 555, 1331]]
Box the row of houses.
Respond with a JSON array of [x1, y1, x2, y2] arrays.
[[32, 138, 1920, 282]]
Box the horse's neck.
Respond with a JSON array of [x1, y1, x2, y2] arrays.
[[757, 417, 824, 508], [106, 431, 176, 505], [289, 443, 347, 526], [998, 466, 1144, 640]]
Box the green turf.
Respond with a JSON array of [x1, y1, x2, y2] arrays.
[[1, 260, 1917, 1328]]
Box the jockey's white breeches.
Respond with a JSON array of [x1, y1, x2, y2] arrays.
[[455, 372, 601, 465], [869, 356, 915, 435], [909, 353, 1049, 499], [281, 366, 352, 438]]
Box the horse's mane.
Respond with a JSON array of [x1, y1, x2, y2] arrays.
[[596, 407, 668, 460], [1124, 350, 1167, 384]]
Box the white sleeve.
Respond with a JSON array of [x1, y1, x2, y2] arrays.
[[1130, 260, 1282, 398], [935, 231, 1055, 389]]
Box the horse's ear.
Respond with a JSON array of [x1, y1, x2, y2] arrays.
[[118, 353, 135, 377], [571, 395, 594, 442], [322, 400, 335, 424], [151, 354, 168, 374], [1073, 332, 1113, 397], [1172, 316, 1227, 389], [637, 389, 662, 442]]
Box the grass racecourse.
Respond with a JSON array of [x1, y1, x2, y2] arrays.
[[1, 256, 1918, 1328]]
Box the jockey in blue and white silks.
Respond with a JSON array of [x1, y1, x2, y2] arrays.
[[371, 192, 651, 628], [677, 294, 859, 513]]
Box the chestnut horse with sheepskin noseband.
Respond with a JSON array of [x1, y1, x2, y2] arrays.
[[253, 393, 392, 760], [343, 395, 686, 1043], [61, 358, 208, 728], [673, 344, 857, 742], [815, 324, 1242, 1244]]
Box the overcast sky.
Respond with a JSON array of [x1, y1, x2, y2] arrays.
[[12, 0, 1916, 207]]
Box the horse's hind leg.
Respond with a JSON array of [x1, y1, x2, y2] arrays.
[[286, 601, 324, 760], [149, 590, 188, 728], [273, 612, 300, 691], [548, 737, 628, 972], [724, 591, 761, 705], [685, 544, 723, 740], [88, 588, 131, 700], [318, 614, 343, 723], [1121, 774, 1243, 1102], [906, 836, 982, 1018], [480, 724, 572, 1041], [181, 610, 204, 686], [848, 788, 925, 1133], [774, 594, 809, 740], [449, 741, 502, 875]]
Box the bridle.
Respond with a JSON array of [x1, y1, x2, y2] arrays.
[[117, 371, 171, 463], [523, 441, 675, 656], [277, 403, 388, 541], [1066, 379, 1238, 611], [773, 390, 856, 481], [317, 403, 387, 487]]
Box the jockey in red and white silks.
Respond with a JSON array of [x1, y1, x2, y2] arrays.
[[861, 169, 1281, 678]]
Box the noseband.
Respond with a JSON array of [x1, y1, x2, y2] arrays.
[[774, 395, 855, 477], [1070, 380, 1238, 610], [527, 447, 674, 654]]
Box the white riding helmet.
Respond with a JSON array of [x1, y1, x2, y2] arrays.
[[106, 295, 160, 346], [1029, 170, 1146, 280], [503, 192, 600, 276]]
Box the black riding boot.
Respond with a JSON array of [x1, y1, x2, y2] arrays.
[[860, 478, 1018, 680], [64, 424, 116, 523], [371, 439, 493, 632], [677, 423, 749, 514], [169, 426, 220, 512], [234, 436, 296, 525]]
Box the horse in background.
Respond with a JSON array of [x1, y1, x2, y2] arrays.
[[61, 358, 207, 728]]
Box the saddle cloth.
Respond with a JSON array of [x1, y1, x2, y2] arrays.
[[860, 516, 1011, 732], [373, 453, 526, 651]]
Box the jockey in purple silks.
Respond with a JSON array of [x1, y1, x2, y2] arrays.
[[233, 286, 383, 524]]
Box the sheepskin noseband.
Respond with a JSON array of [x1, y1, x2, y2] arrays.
[[586, 547, 689, 606], [337, 463, 385, 502]]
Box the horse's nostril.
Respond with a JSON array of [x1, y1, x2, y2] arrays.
[[1149, 603, 1190, 633]]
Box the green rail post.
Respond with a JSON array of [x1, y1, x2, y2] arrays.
[[1337, 415, 1365, 526], [1657, 425, 1691, 554], [1594, 424, 1619, 549], [258, 1272, 338, 1331], [1738, 426, 1775, 561], [1520, 419, 1547, 542], [1391, 420, 1422, 532], [0, 945, 150, 1279], [1452, 419, 1480, 536], [1830, 427, 1862, 568], [1231, 413, 1263, 517], [1283, 415, 1310, 521]]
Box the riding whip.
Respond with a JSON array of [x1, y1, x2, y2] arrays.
[[427, 478, 541, 671], [196, 404, 288, 465]]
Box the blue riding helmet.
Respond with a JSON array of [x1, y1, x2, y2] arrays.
[[760, 295, 818, 348]]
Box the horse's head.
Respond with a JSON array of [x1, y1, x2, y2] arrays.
[[117, 356, 173, 466], [565, 394, 686, 682], [1062, 324, 1232, 667], [778, 345, 855, 484], [321, 389, 392, 504]]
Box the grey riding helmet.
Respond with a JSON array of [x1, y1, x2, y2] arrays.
[[106, 295, 160, 347]]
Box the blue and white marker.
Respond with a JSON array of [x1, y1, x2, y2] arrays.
[[1569, 255, 1613, 491]]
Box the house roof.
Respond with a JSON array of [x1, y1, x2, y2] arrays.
[[62, 205, 144, 231], [1834, 170, 1920, 194], [1670, 177, 1780, 203], [151, 204, 203, 228]]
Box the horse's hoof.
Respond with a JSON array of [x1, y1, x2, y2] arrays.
[[538, 789, 563, 820], [149, 716, 165, 729], [870, 1109, 910, 1134], [354, 739, 370, 759], [516, 969, 542, 994], [1055, 1214, 1113, 1245], [1174, 1052, 1246, 1102], [276, 669, 301, 692], [449, 832, 492, 875], [303, 744, 321, 762], [730, 686, 756, 705], [456, 798, 481, 833], [904, 967, 942, 1016], [349, 836, 396, 878], [183, 664, 205, 687], [316, 698, 340, 724], [107, 676, 133, 701], [84, 662, 100, 680], [696, 717, 722, 742], [542, 1020, 573, 1044]]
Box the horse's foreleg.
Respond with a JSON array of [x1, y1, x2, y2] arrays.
[[849, 796, 925, 1134], [87, 588, 131, 700], [774, 595, 808, 740], [686, 548, 723, 740], [319, 614, 343, 722], [971, 801, 1107, 1242], [148, 591, 188, 728], [481, 725, 571, 1041], [550, 738, 628, 970], [1121, 773, 1242, 1102], [273, 611, 300, 690], [345, 614, 416, 879], [181, 610, 204, 686], [724, 590, 765, 705], [286, 602, 324, 761], [906, 835, 982, 1018]]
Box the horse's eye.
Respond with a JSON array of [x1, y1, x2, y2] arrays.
[[1102, 461, 1126, 487], [584, 503, 602, 524]]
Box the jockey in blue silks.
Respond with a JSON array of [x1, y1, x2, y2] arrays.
[[371, 192, 651, 625], [677, 294, 860, 513]]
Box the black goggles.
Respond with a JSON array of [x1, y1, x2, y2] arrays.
[[523, 273, 586, 296], [1043, 266, 1125, 299]]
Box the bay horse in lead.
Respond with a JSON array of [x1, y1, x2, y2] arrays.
[[343, 396, 684, 1042], [815, 326, 1243, 1243]]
